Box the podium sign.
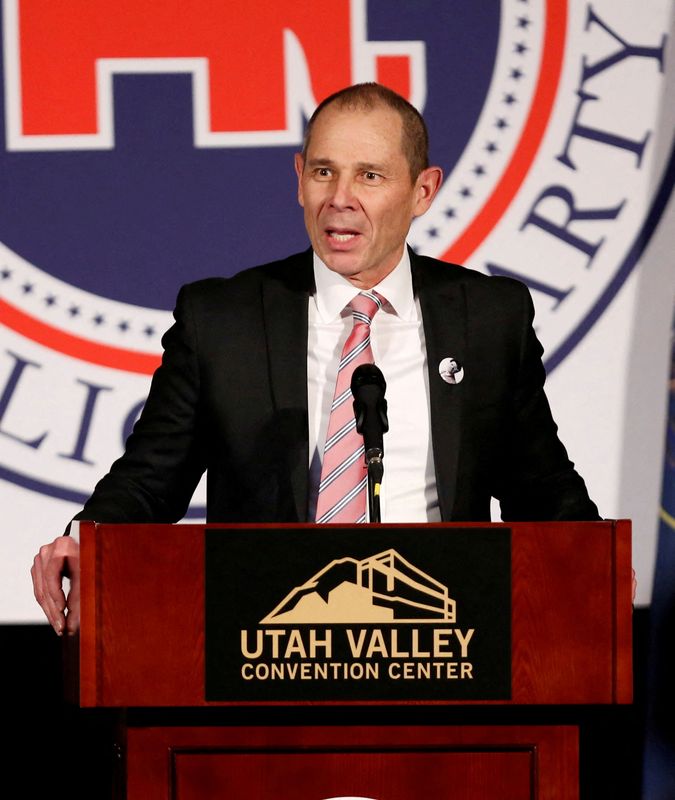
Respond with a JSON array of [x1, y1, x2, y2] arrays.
[[205, 526, 511, 702]]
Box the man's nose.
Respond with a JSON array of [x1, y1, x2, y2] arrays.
[[329, 177, 358, 210]]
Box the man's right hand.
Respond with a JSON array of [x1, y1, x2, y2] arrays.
[[31, 535, 80, 636]]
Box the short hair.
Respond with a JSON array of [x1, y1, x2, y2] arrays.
[[301, 82, 429, 182]]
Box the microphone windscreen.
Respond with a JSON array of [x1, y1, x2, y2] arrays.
[[351, 363, 386, 395]]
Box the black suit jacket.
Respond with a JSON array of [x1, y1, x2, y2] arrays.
[[76, 248, 599, 524]]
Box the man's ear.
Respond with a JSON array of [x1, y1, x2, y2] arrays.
[[294, 153, 305, 206], [412, 165, 443, 218]]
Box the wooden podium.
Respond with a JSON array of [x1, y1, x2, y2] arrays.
[[65, 520, 632, 800]]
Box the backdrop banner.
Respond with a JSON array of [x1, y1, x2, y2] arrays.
[[1, 0, 674, 620]]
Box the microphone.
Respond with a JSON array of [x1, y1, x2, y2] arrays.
[[351, 363, 389, 465]]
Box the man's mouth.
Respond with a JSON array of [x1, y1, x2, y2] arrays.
[[326, 228, 360, 243]]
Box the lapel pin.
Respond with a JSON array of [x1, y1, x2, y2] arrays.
[[439, 357, 464, 384]]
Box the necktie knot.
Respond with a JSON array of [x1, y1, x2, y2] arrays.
[[349, 290, 383, 327]]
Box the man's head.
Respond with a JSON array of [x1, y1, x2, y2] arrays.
[[302, 83, 430, 182], [295, 83, 442, 289]]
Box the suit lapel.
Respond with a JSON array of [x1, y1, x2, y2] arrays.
[[261, 250, 314, 521], [411, 250, 467, 520]]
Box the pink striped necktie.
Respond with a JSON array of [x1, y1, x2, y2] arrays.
[[315, 290, 384, 524]]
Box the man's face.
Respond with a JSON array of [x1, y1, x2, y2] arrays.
[[295, 104, 441, 289]]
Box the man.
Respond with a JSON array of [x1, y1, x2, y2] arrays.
[[31, 82, 600, 635]]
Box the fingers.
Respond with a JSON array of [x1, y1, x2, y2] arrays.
[[32, 544, 66, 634], [65, 549, 81, 636], [31, 536, 80, 635]]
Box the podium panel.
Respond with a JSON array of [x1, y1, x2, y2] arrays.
[[126, 724, 578, 800]]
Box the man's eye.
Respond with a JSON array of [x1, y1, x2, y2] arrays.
[[315, 167, 332, 178], [363, 171, 382, 182]]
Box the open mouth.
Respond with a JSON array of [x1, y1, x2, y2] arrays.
[[326, 228, 360, 244]]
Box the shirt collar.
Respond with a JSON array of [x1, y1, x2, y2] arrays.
[[312, 248, 415, 322]]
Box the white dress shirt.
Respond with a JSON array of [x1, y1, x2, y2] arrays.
[[307, 249, 441, 523]]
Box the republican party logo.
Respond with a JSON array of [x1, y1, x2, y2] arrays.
[[0, 0, 672, 507]]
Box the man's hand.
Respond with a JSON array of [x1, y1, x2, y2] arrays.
[[31, 535, 80, 636]]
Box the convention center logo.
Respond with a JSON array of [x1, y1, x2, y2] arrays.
[[242, 549, 472, 686], [204, 527, 511, 702], [0, 0, 672, 506]]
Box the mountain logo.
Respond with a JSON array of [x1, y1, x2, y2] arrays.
[[261, 549, 456, 625]]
